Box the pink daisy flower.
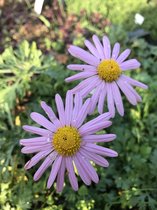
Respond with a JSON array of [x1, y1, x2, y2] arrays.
[[20, 91, 118, 192], [65, 35, 148, 117]]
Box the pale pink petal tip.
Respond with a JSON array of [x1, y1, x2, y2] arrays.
[[68, 45, 73, 54], [19, 139, 24, 145], [120, 111, 124, 117], [143, 84, 148, 89], [22, 125, 27, 130], [40, 101, 48, 110], [24, 161, 31, 170], [40, 101, 46, 106], [120, 59, 141, 71], [112, 151, 118, 157], [111, 134, 117, 140], [136, 60, 141, 68]]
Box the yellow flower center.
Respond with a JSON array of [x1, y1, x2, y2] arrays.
[[53, 126, 81, 156], [97, 59, 122, 82]]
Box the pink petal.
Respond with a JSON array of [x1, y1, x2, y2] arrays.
[[83, 143, 118, 157], [103, 36, 111, 59], [98, 82, 106, 114], [55, 94, 65, 126], [68, 45, 100, 66], [20, 136, 51, 146], [79, 148, 109, 167], [74, 98, 91, 128], [120, 59, 140, 70], [65, 71, 96, 83], [71, 93, 82, 125], [65, 91, 73, 126], [116, 49, 131, 64], [88, 83, 102, 114], [77, 152, 99, 183], [40, 101, 62, 129], [30, 112, 56, 132], [40, 101, 57, 121], [33, 152, 57, 181], [84, 39, 100, 59], [121, 75, 148, 89], [92, 35, 105, 59], [47, 156, 62, 189], [70, 75, 99, 94], [79, 77, 102, 98], [21, 144, 52, 154], [66, 157, 78, 191], [82, 134, 116, 143], [111, 82, 124, 116], [129, 86, 142, 102], [79, 121, 112, 136], [56, 158, 66, 193], [24, 149, 52, 170], [73, 155, 91, 185], [116, 78, 137, 105], [23, 125, 51, 136], [120, 77, 142, 102], [106, 83, 115, 118], [79, 112, 111, 131], [67, 64, 96, 71], [111, 42, 120, 60]]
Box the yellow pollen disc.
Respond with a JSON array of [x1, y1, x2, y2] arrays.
[[97, 59, 122, 82], [53, 126, 81, 156]]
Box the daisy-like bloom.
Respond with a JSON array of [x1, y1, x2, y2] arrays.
[[65, 35, 148, 117], [20, 92, 118, 192]]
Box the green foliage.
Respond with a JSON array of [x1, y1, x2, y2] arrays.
[[119, 1, 157, 40], [66, 0, 157, 40], [1, 36, 157, 210], [0, 40, 68, 128], [66, 0, 147, 18], [0, 40, 42, 109], [1, 1, 157, 210]]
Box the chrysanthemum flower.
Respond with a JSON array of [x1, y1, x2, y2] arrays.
[[65, 35, 148, 117], [20, 92, 117, 192]]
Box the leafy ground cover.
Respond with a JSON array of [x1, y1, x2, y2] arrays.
[[0, 0, 157, 209]]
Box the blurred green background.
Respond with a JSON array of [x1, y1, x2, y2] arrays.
[[0, 0, 157, 209]]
